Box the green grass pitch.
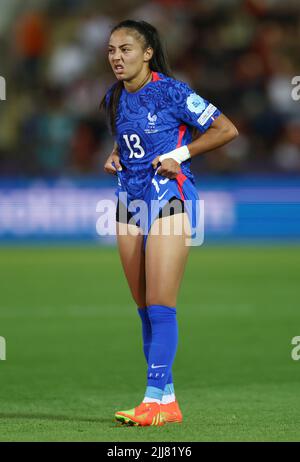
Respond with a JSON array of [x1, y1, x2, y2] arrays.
[[0, 244, 300, 441]]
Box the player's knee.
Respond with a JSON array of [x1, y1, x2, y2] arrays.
[[132, 291, 146, 308], [146, 294, 177, 307]]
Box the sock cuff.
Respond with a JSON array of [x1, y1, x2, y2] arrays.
[[147, 305, 177, 323], [162, 393, 176, 404], [164, 383, 175, 395], [145, 386, 164, 401], [148, 304, 176, 312]]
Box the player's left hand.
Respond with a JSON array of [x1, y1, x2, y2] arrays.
[[152, 156, 181, 179]]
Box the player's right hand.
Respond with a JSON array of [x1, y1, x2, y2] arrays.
[[104, 150, 122, 175]]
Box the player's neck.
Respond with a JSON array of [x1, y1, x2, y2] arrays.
[[124, 69, 152, 93]]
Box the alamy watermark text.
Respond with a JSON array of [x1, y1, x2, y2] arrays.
[[0, 76, 6, 101], [0, 336, 6, 360]]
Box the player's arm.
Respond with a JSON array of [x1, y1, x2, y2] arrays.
[[187, 113, 238, 157], [152, 114, 238, 179], [104, 141, 122, 175]]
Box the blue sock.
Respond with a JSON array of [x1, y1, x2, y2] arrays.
[[137, 307, 151, 362], [144, 305, 178, 401], [138, 307, 174, 389]]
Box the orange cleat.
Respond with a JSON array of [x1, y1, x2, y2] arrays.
[[115, 402, 165, 426], [160, 400, 183, 423]]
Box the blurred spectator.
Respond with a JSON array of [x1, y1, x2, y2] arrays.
[[273, 120, 300, 172], [64, 77, 104, 115], [30, 86, 77, 176], [267, 55, 299, 117], [70, 118, 105, 174], [47, 39, 93, 87], [77, 11, 112, 54], [13, 10, 48, 88]]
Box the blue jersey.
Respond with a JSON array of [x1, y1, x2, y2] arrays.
[[106, 71, 221, 201]]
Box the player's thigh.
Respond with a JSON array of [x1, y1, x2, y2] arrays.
[[116, 222, 146, 307], [145, 213, 191, 307]]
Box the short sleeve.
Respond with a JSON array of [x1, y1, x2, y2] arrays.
[[169, 80, 221, 133]]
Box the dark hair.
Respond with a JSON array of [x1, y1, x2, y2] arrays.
[[100, 20, 173, 136]]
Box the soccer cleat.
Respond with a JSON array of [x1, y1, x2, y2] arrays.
[[160, 400, 183, 423], [115, 402, 165, 426]]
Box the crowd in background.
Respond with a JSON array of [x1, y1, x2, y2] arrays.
[[0, 0, 299, 178]]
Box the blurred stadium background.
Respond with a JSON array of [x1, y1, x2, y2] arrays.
[[0, 0, 300, 242], [1, 0, 300, 442]]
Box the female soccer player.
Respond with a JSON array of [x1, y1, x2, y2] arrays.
[[101, 19, 238, 426]]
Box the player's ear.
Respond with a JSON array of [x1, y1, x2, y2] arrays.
[[144, 47, 154, 63]]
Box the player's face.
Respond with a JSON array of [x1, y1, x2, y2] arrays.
[[108, 29, 151, 81]]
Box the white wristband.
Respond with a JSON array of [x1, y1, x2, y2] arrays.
[[159, 145, 191, 165]]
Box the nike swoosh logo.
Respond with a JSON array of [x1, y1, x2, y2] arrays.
[[151, 363, 168, 369], [158, 190, 168, 201]]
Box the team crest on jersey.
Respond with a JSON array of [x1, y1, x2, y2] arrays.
[[186, 93, 206, 114], [145, 112, 158, 133]]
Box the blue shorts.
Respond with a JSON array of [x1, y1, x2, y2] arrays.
[[115, 167, 200, 249]]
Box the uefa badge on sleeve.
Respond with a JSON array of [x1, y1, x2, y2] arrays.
[[186, 93, 206, 114]]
